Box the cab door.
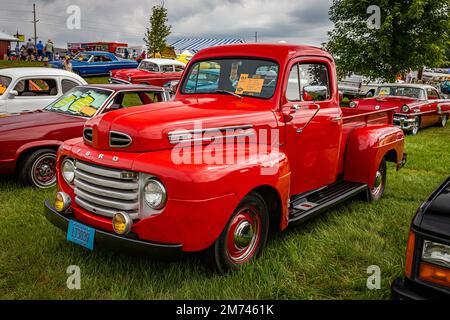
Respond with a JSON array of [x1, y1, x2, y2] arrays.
[[280, 57, 342, 196]]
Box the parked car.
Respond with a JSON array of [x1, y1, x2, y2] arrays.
[[44, 44, 406, 273], [0, 84, 170, 188], [0, 68, 86, 114], [338, 75, 384, 98], [109, 58, 186, 87], [348, 84, 450, 135], [392, 177, 450, 299], [49, 51, 138, 77]]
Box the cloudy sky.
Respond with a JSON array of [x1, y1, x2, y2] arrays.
[[0, 0, 334, 48]]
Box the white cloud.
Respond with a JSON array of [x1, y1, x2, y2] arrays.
[[0, 0, 333, 48]]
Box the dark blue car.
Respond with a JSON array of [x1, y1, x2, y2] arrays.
[[49, 51, 138, 77]]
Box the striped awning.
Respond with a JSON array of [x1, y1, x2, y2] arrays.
[[170, 38, 245, 53]]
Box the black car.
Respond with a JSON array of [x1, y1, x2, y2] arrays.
[[392, 177, 450, 299]]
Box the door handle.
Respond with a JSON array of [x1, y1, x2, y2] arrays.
[[291, 104, 300, 111], [332, 116, 342, 122]]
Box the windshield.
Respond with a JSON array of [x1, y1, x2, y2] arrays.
[[181, 59, 279, 99], [377, 86, 426, 100], [0, 76, 12, 96], [139, 61, 160, 72], [44, 87, 112, 117], [74, 53, 92, 62]]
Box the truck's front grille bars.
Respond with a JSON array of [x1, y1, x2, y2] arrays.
[[74, 161, 139, 219]]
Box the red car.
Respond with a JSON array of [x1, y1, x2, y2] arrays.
[[44, 44, 406, 273], [109, 58, 186, 87], [349, 84, 450, 135], [0, 84, 170, 188]]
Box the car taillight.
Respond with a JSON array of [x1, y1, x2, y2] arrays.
[[405, 231, 416, 278], [419, 262, 450, 288]]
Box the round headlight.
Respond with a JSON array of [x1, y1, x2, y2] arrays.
[[55, 192, 71, 213], [144, 179, 167, 210], [62, 159, 75, 184], [349, 101, 357, 108], [112, 212, 132, 235], [402, 105, 410, 113]]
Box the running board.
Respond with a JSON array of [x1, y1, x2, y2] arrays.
[[289, 181, 368, 223]]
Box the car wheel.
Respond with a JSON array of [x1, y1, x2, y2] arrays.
[[19, 149, 57, 188], [410, 116, 420, 135], [440, 115, 448, 127], [367, 159, 386, 202], [205, 193, 269, 274]]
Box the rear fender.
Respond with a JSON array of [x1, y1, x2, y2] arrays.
[[343, 125, 405, 188]]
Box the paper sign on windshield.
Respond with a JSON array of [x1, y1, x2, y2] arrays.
[[68, 96, 95, 113], [54, 95, 77, 108], [0, 86, 6, 95], [80, 106, 97, 117], [235, 74, 264, 95]]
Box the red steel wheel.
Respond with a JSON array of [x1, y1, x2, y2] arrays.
[[206, 192, 269, 274]]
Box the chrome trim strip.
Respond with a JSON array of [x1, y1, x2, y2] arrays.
[[76, 161, 132, 180], [75, 178, 138, 201], [74, 188, 139, 211], [74, 170, 138, 190], [168, 125, 254, 144], [75, 197, 138, 219]]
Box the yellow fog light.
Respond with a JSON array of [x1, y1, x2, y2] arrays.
[[55, 192, 71, 213], [112, 212, 132, 235]]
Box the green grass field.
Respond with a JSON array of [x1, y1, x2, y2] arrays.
[[0, 61, 449, 300]]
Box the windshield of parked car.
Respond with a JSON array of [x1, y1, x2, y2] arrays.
[[44, 87, 112, 117], [377, 86, 426, 100], [0, 76, 12, 96], [74, 53, 93, 62], [181, 59, 279, 99], [139, 61, 160, 72]]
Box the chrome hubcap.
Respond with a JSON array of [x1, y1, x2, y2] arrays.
[[234, 221, 254, 250], [371, 170, 383, 196]]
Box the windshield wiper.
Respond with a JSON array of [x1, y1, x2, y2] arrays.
[[214, 90, 243, 99]]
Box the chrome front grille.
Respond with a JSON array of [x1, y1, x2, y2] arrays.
[[83, 128, 93, 144], [109, 131, 132, 148], [74, 161, 139, 219]]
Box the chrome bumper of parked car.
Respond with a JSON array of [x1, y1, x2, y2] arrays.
[[109, 77, 131, 84], [43, 199, 183, 258], [394, 116, 416, 131]]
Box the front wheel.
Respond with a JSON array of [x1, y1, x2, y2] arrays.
[[205, 193, 269, 274], [409, 116, 420, 135], [18, 148, 57, 188], [367, 159, 387, 202], [440, 115, 448, 128]]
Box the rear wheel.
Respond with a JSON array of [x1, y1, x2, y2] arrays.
[[367, 159, 386, 202], [205, 193, 269, 274], [19, 148, 57, 188]]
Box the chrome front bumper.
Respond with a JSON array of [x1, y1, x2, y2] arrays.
[[394, 116, 416, 131], [109, 77, 131, 84]]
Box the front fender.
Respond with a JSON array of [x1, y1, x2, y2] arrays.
[[344, 125, 405, 188], [15, 140, 63, 163]]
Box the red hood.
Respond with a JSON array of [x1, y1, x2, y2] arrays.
[[112, 68, 154, 80], [351, 96, 419, 112], [0, 110, 84, 132], [85, 96, 277, 153]]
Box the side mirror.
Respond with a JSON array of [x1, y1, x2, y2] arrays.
[[165, 80, 180, 93], [303, 85, 328, 102], [8, 90, 18, 99]]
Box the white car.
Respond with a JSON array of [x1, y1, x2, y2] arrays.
[[0, 68, 87, 114]]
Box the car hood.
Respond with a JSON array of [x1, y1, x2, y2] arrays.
[[0, 110, 84, 132], [351, 96, 419, 112], [84, 96, 276, 153], [112, 68, 152, 79]]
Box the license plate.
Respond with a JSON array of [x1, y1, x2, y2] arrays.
[[67, 220, 95, 250]]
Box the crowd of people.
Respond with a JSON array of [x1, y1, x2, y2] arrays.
[[6, 39, 56, 62]]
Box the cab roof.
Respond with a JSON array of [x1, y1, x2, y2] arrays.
[[192, 43, 333, 64], [85, 84, 166, 92]]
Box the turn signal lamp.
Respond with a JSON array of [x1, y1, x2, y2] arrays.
[[112, 212, 132, 235], [404, 231, 416, 278], [419, 262, 450, 288], [55, 192, 71, 213]]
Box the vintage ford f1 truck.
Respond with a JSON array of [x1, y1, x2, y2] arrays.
[[44, 44, 406, 273]]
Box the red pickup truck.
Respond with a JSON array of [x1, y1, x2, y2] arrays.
[[44, 44, 406, 273]]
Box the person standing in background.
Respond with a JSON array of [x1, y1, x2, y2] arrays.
[[26, 39, 35, 61], [45, 39, 54, 61], [15, 43, 20, 58], [124, 47, 129, 59], [62, 56, 73, 72], [36, 40, 44, 61]]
